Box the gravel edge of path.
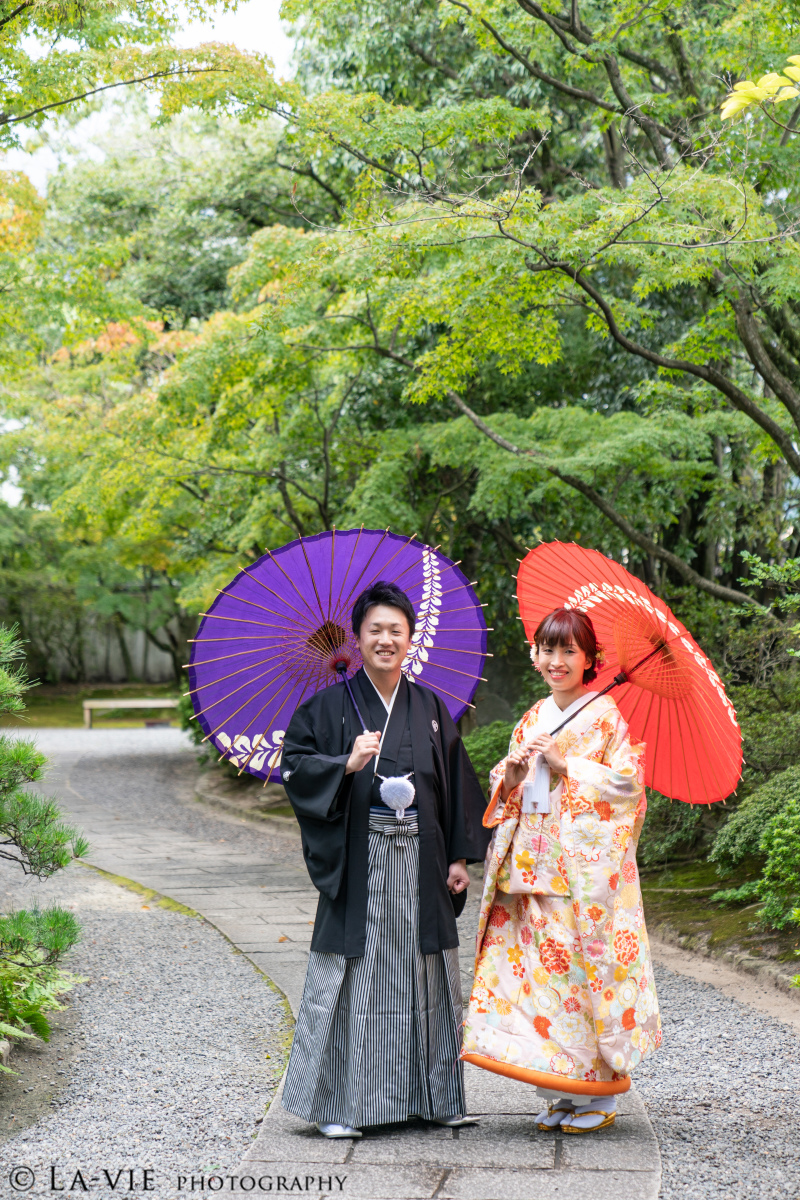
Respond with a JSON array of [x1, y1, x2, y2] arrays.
[[650, 919, 800, 995], [77, 859, 297, 1061]]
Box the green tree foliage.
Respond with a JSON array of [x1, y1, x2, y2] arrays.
[[0, 0, 265, 151], [0, 628, 88, 875], [0, 626, 87, 1055], [709, 765, 800, 929], [7, 1, 800, 627], [209, 0, 800, 611], [4, 2, 800, 923], [41, 109, 341, 327], [637, 791, 705, 868]]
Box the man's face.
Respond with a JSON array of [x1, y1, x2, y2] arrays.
[[356, 604, 412, 676]]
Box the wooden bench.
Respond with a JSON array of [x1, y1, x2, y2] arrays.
[[82, 698, 180, 728]]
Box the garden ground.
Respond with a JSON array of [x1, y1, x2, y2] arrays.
[[0, 729, 797, 1198]]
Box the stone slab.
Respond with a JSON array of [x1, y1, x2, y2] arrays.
[[462, 1063, 540, 1116], [559, 1091, 658, 1171], [240, 1135, 351, 1165], [349, 1118, 554, 1168]]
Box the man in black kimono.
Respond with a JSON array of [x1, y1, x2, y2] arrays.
[[280, 580, 490, 1137]]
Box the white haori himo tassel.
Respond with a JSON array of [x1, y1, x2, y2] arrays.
[[520, 691, 600, 816], [522, 775, 551, 816], [377, 773, 416, 820]]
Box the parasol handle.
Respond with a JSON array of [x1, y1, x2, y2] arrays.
[[545, 637, 669, 738], [547, 671, 628, 738], [335, 662, 369, 733]]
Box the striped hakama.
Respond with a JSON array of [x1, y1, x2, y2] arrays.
[[282, 809, 466, 1127]]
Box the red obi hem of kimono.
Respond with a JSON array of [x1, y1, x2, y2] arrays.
[[460, 1052, 631, 1096]]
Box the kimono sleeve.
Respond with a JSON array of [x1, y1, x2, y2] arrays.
[[281, 696, 353, 823], [438, 702, 492, 864], [482, 705, 541, 829], [564, 714, 645, 821]]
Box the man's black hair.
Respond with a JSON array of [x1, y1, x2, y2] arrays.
[[351, 581, 416, 638]]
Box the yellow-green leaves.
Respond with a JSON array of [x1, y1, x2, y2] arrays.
[[0, 171, 44, 256], [720, 56, 800, 120]]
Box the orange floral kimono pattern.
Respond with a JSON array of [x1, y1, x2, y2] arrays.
[[462, 694, 661, 1086]]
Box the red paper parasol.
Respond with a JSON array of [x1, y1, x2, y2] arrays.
[[516, 542, 742, 805]]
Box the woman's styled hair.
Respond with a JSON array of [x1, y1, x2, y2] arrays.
[[351, 581, 416, 638], [532, 607, 603, 684]]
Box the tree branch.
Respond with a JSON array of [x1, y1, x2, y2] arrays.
[[779, 99, 800, 147], [527, 255, 800, 475], [764, 302, 800, 365], [662, 21, 699, 99], [258, 102, 412, 188], [445, 391, 761, 606], [514, 0, 677, 163], [728, 291, 800, 430], [307, 327, 762, 608], [0, 67, 225, 128], [444, 0, 620, 114], [405, 39, 463, 85], [599, 51, 671, 165], [276, 461, 307, 536], [274, 157, 345, 213], [0, 1, 33, 32]]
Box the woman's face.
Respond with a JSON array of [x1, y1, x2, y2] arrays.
[[534, 639, 591, 694]]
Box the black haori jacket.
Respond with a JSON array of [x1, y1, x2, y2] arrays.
[[281, 668, 490, 958]]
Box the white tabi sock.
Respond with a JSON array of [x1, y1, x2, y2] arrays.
[[561, 1095, 617, 1131], [534, 1094, 575, 1128]]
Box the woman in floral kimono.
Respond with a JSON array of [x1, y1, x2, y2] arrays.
[[461, 607, 661, 1133]]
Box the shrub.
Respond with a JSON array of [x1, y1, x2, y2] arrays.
[[463, 720, 515, 789], [178, 683, 246, 778], [637, 790, 705, 867], [709, 766, 800, 875], [709, 881, 762, 906], [0, 955, 82, 1044], [758, 798, 800, 929]]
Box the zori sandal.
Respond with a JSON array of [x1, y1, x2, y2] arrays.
[[535, 1100, 575, 1132], [560, 1109, 616, 1134]]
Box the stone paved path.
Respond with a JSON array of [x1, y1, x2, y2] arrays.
[[21, 729, 662, 1199]]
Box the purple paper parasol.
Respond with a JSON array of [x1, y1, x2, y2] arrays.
[[187, 528, 489, 782]]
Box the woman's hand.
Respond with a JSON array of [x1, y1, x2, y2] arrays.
[[345, 731, 381, 774], [528, 732, 567, 776], [447, 859, 469, 894], [501, 744, 534, 801]]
